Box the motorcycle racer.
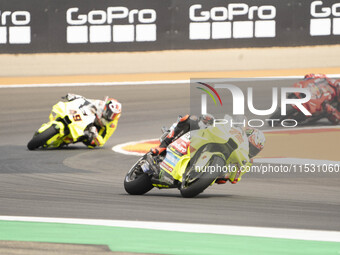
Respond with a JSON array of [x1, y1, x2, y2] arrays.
[[151, 114, 213, 155], [301, 73, 340, 124], [63, 93, 122, 148], [151, 114, 265, 184], [152, 114, 265, 158]]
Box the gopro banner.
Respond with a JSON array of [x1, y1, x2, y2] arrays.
[[0, 0, 339, 53], [0, 0, 171, 53], [173, 0, 340, 50]]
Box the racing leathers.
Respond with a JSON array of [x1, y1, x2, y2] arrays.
[[301, 74, 340, 124], [151, 115, 200, 155], [151, 114, 265, 184], [64, 93, 121, 148]]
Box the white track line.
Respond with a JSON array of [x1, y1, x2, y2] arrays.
[[0, 216, 339, 242], [0, 80, 189, 89], [1, 74, 339, 89]]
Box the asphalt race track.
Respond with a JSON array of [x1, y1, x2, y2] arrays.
[[0, 81, 339, 235]]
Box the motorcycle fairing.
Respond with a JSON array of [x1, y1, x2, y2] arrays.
[[37, 99, 96, 147], [159, 125, 251, 184]]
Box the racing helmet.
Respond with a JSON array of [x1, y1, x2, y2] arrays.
[[102, 98, 121, 121], [304, 73, 327, 80], [246, 128, 265, 158], [198, 114, 215, 128]]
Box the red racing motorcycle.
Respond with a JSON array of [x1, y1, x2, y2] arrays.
[[270, 78, 337, 126]]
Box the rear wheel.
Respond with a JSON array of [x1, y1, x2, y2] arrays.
[[124, 157, 154, 195], [180, 156, 224, 198], [27, 125, 59, 150]]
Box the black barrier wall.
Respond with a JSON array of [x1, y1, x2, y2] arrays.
[[0, 0, 339, 53]]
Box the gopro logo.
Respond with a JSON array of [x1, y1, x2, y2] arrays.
[[0, 11, 31, 44], [66, 7, 157, 44], [310, 1, 340, 36], [189, 4, 276, 40]]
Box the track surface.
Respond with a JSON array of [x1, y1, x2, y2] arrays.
[[0, 82, 339, 232]]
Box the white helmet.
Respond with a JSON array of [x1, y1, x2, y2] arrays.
[[103, 98, 122, 121]]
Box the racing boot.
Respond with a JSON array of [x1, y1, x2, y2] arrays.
[[215, 178, 228, 184], [150, 135, 172, 156], [150, 146, 166, 156]]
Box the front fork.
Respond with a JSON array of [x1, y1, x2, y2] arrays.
[[37, 120, 66, 147], [141, 153, 179, 189], [39, 121, 64, 134]]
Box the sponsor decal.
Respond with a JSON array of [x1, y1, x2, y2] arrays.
[[160, 149, 181, 173], [0, 10, 31, 44], [66, 7, 157, 44], [160, 161, 174, 173], [171, 138, 190, 155], [189, 3, 276, 40], [310, 1, 340, 36]]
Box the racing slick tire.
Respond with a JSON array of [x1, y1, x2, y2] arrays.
[[124, 157, 154, 195], [27, 125, 59, 150], [180, 156, 224, 198]]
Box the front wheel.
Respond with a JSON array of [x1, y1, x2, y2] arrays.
[[124, 157, 154, 195], [27, 125, 59, 150], [180, 156, 224, 198]]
